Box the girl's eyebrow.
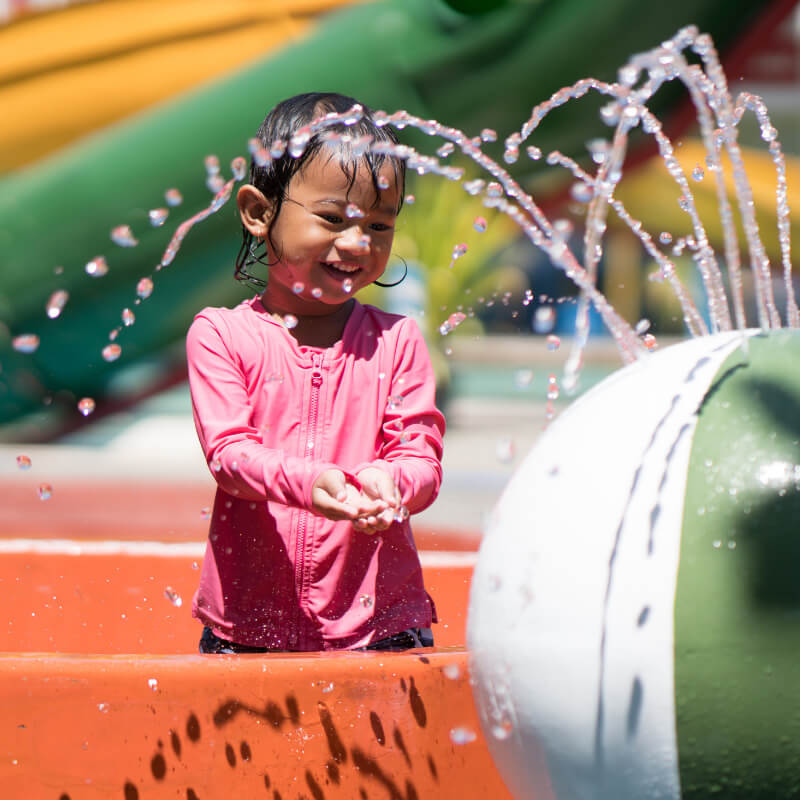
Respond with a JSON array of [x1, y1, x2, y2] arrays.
[[316, 198, 398, 216]]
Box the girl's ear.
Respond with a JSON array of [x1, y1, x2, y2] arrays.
[[237, 185, 274, 238]]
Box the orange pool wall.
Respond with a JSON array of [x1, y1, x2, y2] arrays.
[[0, 478, 514, 799]]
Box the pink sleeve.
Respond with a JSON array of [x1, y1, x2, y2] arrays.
[[357, 317, 445, 514], [186, 313, 338, 509]]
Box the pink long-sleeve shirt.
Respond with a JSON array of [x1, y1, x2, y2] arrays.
[[186, 296, 445, 650]]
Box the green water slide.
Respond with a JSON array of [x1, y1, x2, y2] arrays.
[[0, 0, 775, 436]]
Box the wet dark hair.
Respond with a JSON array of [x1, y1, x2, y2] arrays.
[[234, 92, 407, 288]]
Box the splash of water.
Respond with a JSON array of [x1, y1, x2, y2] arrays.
[[16, 28, 795, 422]]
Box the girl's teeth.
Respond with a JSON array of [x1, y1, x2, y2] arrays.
[[326, 263, 358, 273]]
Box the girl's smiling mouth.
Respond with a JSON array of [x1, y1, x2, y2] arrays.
[[321, 261, 362, 277]]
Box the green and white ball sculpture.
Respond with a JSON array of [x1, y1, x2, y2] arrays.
[[465, 25, 800, 800], [468, 328, 800, 799]]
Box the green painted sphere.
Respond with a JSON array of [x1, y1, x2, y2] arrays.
[[469, 330, 800, 800]]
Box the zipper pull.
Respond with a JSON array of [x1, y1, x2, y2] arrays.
[[311, 353, 323, 386]]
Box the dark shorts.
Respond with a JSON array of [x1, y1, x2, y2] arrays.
[[198, 625, 434, 654]]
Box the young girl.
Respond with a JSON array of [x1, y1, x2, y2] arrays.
[[186, 92, 445, 653]]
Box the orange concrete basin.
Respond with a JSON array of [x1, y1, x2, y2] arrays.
[[0, 479, 512, 799]]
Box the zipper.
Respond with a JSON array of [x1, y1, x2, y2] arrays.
[[291, 352, 323, 649]]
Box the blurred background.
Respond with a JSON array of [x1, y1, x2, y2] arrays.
[[0, 0, 798, 535]]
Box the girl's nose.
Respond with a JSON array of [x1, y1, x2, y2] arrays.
[[337, 225, 371, 254]]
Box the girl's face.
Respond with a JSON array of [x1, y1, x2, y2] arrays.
[[254, 152, 401, 315]]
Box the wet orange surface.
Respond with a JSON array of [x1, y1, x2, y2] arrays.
[[0, 553, 473, 654], [0, 478, 514, 798], [0, 649, 511, 799]]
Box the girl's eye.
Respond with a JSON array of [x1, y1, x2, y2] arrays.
[[320, 214, 343, 224], [371, 222, 393, 232]]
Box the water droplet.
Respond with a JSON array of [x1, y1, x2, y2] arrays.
[[38, 484, 52, 501], [405, 194, 415, 205], [102, 343, 121, 362], [283, 314, 298, 329], [514, 369, 534, 389], [546, 334, 561, 351], [526, 145, 542, 161], [231, 156, 247, 181], [436, 142, 454, 158], [587, 138, 610, 164], [480, 128, 497, 142], [12, 333, 40, 354], [393, 505, 410, 523], [206, 174, 224, 193], [642, 333, 658, 351], [377, 175, 390, 189], [570, 182, 594, 203], [760, 125, 777, 142], [342, 278, 353, 294], [495, 438, 514, 463], [85, 256, 109, 277], [204, 154, 220, 175], [450, 727, 477, 745], [359, 594, 373, 608], [292, 282, 304, 294], [618, 64, 639, 86], [727, 540, 737, 550], [712, 539, 722, 549], [147, 678, 158, 691], [691, 166, 704, 181], [547, 374, 559, 401], [439, 312, 466, 336], [387, 395, 404, 411], [659, 231, 673, 245], [148, 208, 168, 227], [533, 306, 556, 333], [486, 182, 503, 198], [463, 179, 485, 196], [311, 287, 322, 298], [136, 277, 154, 299], [553, 219, 573, 240], [345, 203, 364, 219], [121, 308, 135, 327], [164, 586, 183, 607], [472, 217, 487, 233], [46, 290, 69, 319], [491, 718, 513, 740], [77, 397, 96, 417], [165, 188, 183, 206], [635, 318, 651, 334], [442, 663, 461, 680], [621, 105, 640, 126], [16, 455, 31, 470], [97, 703, 109, 713], [451, 243, 468, 261], [600, 101, 621, 125], [269, 139, 287, 159], [111, 225, 138, 247]]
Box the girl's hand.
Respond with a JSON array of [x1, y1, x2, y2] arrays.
[[312, 469, 384, 522], [354, 466, 401, 534]]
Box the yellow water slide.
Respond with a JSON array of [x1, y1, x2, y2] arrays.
[[0, 0, 363, 173], [617, 138, 800, 267]]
